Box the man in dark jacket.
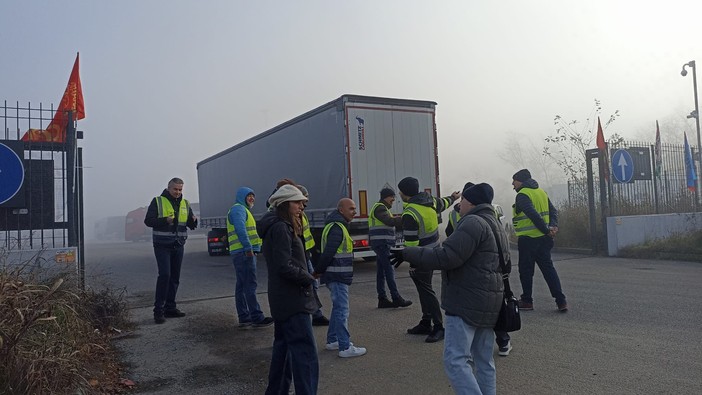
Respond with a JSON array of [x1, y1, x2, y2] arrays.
[[368, 187, 411, 309], [314, 198, 367, 358], [511, 169, 567, 312], [398, 176, 460, 343], [258, 184, 320, 395], [392, 183, 503, 395], [446, 182, 514, 357], [144, 177, 198, 324]]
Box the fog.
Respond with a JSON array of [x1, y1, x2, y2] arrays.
[[2, 1, 701, 234]]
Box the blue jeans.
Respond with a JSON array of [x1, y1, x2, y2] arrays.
[[517, 236, 566, 305], [444, 315, 496, 395], [232, 251, 264, 324], [372, 244, 400, 300], [306, 258, 324, 319], [153, 244, 184, 315], [326, 282, 351, 350], [265, 312, 319, 395]]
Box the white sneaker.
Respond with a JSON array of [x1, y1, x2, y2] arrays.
[[325, 341, 352, 351], [498, 341, 513, 357], [338, 345, 367, 358]]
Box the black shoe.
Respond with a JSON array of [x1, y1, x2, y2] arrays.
[[164, 309, 186, 318], [312, 315, 330, 326], [392, 297, 413, 308], [378, 298, 394, 309], [154, 315, 166, 324], [253, 316, 274, 328], [425, 326, 445, 343], [407, 320, 432, 335]]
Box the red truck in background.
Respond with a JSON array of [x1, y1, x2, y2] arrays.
[[125, 207, 150, 242]]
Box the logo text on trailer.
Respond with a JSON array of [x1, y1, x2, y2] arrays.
[[356, 117, 365, 150]]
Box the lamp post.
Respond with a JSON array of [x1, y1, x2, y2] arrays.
[[681, 60, 702, 201]]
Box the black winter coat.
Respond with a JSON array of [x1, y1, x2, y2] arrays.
[[257, 211, 319, 322]]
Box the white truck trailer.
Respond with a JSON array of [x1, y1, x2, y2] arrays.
[[197, 94, 443, 258]]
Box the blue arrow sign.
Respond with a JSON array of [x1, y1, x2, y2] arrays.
[[612, 149, 634, 183], [0, 142, 25, 204]]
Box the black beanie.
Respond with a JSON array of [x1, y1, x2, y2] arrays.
[[462, 182, 475, 193], [398, 177, 420, 197], [512, 169, 531, 182], [380, 187, 396, 199], [462, 183, 494, 205]]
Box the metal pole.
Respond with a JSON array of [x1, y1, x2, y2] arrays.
[[66, 111, 77, 247], [586, 149, 598, 253], [691, 62, 702, 206]]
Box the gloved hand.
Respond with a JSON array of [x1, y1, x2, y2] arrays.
[[389, 248, 405, 268]]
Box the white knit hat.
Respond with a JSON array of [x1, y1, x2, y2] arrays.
[[268, 184, 308, 208]]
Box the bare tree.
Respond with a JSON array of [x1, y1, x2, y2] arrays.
[[498, 131, 560, 188], [544, 99, 622, 186]]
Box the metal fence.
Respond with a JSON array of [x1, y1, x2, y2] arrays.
[[567, 139, 699, 216], [0, 101, 84, 257]]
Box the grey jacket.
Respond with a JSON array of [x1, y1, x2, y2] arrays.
[[403, 203, 503, 328]]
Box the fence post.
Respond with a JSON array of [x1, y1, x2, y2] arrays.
[[586, 149, 598, 253]]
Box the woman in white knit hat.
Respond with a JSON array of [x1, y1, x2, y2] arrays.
[[257, 184, 321, 395]]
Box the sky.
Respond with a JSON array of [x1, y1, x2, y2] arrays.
[[2, 0, 701, 229]]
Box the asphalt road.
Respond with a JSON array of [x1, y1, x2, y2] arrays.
[[85, 237, 702, 394]]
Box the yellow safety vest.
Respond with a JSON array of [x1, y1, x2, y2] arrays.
[[402, 202, 439, 247], [368, 202, 395, 245], [152, 197, 190, 243], [227, 203, 262, 251], [512, 188, 550, 238], [302, 212, 315, 250], [448, 209, 460, 230]]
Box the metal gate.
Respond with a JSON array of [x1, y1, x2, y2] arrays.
[[1, 101, 85, 285]]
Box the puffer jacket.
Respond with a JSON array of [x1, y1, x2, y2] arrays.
[[403, 203, 503, 328], [257, 211, 319, 322]]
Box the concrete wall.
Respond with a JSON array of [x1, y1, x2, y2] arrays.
[[606, 212, 702, 256], [1, 247, 78, 279]]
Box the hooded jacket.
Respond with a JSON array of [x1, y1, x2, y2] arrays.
[[227, 187, 260, 253], [513, 178, 558, 236], [257, 211, 319, 322], [403, 203, 504, 328]]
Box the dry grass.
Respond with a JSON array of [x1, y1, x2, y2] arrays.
[[618, 231, 702, 262], [0, 262, 132, 394]]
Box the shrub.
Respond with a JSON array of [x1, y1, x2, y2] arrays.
[[0, 262, 131, 394]]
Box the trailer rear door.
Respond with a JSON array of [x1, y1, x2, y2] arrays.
[[345, 101, 438, 217]]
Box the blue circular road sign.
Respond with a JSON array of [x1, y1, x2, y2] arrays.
[[0, 143, 25, 204], [612, 149, 634, 183]]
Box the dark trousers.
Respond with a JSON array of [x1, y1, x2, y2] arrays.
[[517, 235, 566, 305], [266, 313, 319, 395], [495, 330, 510, 348], [153, 243, 184, 315], [410, 268, 443, 326], [372, 244, 401, 300]]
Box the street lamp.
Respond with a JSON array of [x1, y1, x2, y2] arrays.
[[681, 60, 702, 199]]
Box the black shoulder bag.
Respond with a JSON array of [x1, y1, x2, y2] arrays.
[[486, 218, 521, 333]]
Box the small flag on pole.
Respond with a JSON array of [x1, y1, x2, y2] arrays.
[[596, 117, 609, 182], [654, 121, 662, 179], [684, 132, 697, 192], [21, 53, 85, 143]]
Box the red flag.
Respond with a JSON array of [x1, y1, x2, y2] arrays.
[[21, 53, 85, 143], [596, 117, 609, 181]]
